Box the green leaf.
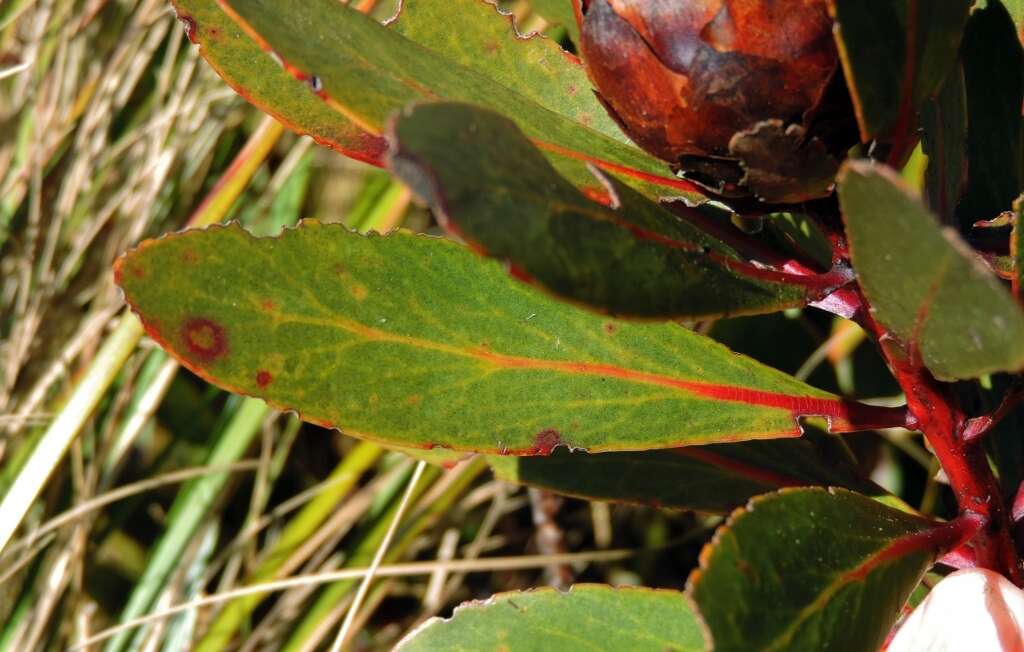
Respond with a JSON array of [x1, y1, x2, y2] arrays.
[[838, 161, 1024, 380], [170, 0, 385, 164], [921, 64, 967, 224], [527, 0, 580, 42], [218, 0, 701, 201], [956, 0, 1024, 228], [830, 0, 972, 140], [488, 431, 891, 513], [116, 222, 905, 454], [388, 102, 825, 319], [689, 488, 950, 652], [388, 0, 616, 140], [396, 584, 705, 652]]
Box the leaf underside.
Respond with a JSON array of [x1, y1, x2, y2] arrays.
[[388, 102, 814, 319], [116, 222, 878, 455], [830, 0, 972, 140], [839, 161, 1024, 380], [487, 430, 892, 513]]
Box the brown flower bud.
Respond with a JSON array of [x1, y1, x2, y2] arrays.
[[579, 0, 849, 203]]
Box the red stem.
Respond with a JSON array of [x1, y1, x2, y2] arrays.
[[855, 293, 1024, 584]]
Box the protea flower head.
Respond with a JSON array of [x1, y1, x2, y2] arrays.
[[578, 0, 854, 204]]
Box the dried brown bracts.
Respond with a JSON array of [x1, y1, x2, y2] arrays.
[[578, 0, 856, 203]]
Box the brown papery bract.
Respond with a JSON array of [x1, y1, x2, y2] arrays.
[[579, 0, 838, 161]]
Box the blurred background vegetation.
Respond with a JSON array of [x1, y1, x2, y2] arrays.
[[0, 1, 943, 650]]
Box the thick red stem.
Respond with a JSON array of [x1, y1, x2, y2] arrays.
[[856, 297, 1024, 584]]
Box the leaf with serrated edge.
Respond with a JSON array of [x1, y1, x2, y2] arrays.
[[388, 102, 833, 319], [839, 161, 1024, 380], [689, 487, 971, 652], [170, 0, 385, 165], [215, 0, 702, 201], [388, 0, 618, 141], [116, 222, 908, 454], [396, 584, 705, 651]]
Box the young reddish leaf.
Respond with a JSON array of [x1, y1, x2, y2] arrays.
[[689, 487, 978, 652], [488, 431, 896, 513], [170, 0, 385, 165], [216, 0, 703, 201], [839, 161, 1024, 380], [830, 0, 972, 142], [116, 222, 908, 455], [956, 0, 1024, 229], [396, 584, 704, 651], [388, 102, 846, 319]]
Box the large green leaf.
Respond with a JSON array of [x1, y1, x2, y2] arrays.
[[170, 0, 385, 164], [396, 584, 705, 651], [956, 0, 1024, 228], [838, 161, 1024, 380], [830, 0, 972, 140], [389, 102, 832, 319], [216, 0, 701, 201], [488, 431, 891, 513], [689, 488, 959, 652], [116, 222, 907, 454]]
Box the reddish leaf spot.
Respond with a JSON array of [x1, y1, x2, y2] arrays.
[[182, 318, 228, 362], [405, 394, 422, 406], [260, 298, 277, 312], [349, 282, 368, 301], [532, 429, 562, 456], [580, 186, 612, 205], [603, 322, 618, 335], [180, 249, 199, 264], [178, 14, 197, 43], [256, 370, 273, 387]]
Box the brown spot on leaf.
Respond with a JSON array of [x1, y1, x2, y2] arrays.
[[180, 249, 199, 264], [405, 394, 422, 406], [349, 282, 368, 301], [603, 322, 618, 335], [532, 429, 562, 456], [181, 317, 228, 362], [178, 14, 197, 43], [256, 370, 273, 387]]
